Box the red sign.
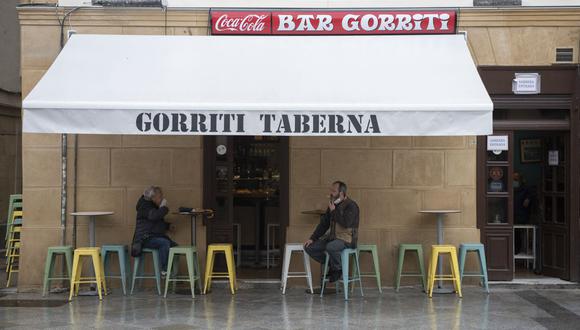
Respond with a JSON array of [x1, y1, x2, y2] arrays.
[[211, 10, 456, 35]]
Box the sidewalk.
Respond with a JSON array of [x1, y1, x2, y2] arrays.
[[1, 286, 580, 329]]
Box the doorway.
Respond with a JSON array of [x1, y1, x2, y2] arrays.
[[203, 136, 289, 279], [478, 130, 570, 281]]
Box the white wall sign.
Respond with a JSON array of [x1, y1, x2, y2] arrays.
[[512, 73, 541, 95], [548, 150, 559, 166], [487, 135, 508, 151]]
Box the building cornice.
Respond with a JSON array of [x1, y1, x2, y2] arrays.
[[17, 6, 580, 28]]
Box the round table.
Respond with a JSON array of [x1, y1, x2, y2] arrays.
[[419, 209, 461, 293], [70, 211, 114, 247], [301, 209, 327, 223], [173, 210, 213, 246]]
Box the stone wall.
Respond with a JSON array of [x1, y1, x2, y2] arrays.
[[286, 137, 479, 285]]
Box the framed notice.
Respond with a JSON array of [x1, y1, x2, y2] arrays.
[[520, 139, 542, 163]]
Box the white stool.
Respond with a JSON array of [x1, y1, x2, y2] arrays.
[[266, 223, 281, 269], [281, 243, 313, 294], [233, 223, 242, 267]]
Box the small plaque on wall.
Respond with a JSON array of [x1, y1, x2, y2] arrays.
[[512, 73, 541, 95]]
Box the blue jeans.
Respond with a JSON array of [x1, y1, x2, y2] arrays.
[[142, 237, 174, 271], [304, 239, 347, 273]]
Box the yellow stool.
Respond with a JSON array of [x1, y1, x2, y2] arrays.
[[69, 247, 107, 300], [427, 245, 462, 298], [5, 211, 22, 260], [203, 244, 237, 295], [6, 241, 20, 287]]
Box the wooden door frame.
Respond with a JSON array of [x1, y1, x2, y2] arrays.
[[477, 131, 514, 281], [477, 65, 580, 282]]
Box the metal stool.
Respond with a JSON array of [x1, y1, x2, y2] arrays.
[[42, 246, 73, 296], [320, 248, 363, 300], [164, 246, 202, 298], [101, 245, 131, 295], [357, 244, 382, 293], [458, 243, 489, 293], [130, 248, 162, 295], [395, 244, 426, 292], [281, 243, 313, 294]]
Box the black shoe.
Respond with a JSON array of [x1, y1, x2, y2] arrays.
[[328, 270, 342, 283]]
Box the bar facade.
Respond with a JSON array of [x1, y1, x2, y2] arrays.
[[16, 3, 580, 290]]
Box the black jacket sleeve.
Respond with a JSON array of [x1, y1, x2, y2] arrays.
[[310, 208, 331, 241], [331, 202, 359, 228], [147, 206, 169, 222]]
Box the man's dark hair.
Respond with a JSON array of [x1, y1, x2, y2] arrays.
[[333, 181, 347, 194]]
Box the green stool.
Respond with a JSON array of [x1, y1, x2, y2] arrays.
[[42, 246, 73, 296], [102, 245, 131, 295], [164, 246, 202, 298], [131, 248, 161, 295], [395, 244, 426, 292], [357, 244, 382, 293]]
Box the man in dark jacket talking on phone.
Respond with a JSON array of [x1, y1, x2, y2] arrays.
[[133, 186, 177, 276], [304, 181, 359, 283]]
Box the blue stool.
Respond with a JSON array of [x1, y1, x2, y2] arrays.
[[101, 245, 131, 295], [130, 248, 162, 295], [458, 243, 489, 293], [320, 248, 363, 300]]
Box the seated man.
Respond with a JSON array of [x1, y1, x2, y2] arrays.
[[132, 186, 177, 276], [304, 181, 359, 283]]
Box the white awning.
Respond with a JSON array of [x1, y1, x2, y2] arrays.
[[23, 34, 492, 136]]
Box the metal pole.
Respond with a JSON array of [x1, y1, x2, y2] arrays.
[[73, 135, 78, 249], [60, 134, 67, 247]]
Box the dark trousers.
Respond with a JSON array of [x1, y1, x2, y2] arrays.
[[304, 239, 347, 273], [143, 236, 174, 271]]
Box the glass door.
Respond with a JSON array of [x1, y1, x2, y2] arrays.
[[541, 134, 569, 279]]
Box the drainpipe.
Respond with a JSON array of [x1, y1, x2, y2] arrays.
[[73, 135, 78, 249], [60, 134, 67, 246]]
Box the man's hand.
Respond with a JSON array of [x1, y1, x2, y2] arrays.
[[160, 199, 168, 208], [304, 239, 313, 247], [328, 201, 336, 211], [523, 198, 530, 208]]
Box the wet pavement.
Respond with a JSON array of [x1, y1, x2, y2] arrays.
[[1, 286, 580, 329]]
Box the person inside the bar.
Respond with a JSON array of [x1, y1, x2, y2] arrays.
[[304, 181, 359, 283], [132, 186, 177, 276], [513, 172, 533, 224]]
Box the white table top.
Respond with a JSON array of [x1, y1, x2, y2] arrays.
[[419, 210, 461, 214], [70, 211, 114, 216]]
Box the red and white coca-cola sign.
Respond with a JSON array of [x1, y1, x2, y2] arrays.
[[212, 11, 271, 34], [211, 10, 456, 35]]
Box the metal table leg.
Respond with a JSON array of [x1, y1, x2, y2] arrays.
[[191, 214, 197, 246], [436, 214, 443, 289]]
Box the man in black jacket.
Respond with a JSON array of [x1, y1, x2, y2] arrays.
[[304, 181, 359, 283], [133, 186, 177, 275]]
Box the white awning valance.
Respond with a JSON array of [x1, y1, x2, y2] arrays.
[[23, 34, 492, 136]]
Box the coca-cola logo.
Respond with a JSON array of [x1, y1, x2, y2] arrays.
[[213, 13, 271, 34]]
